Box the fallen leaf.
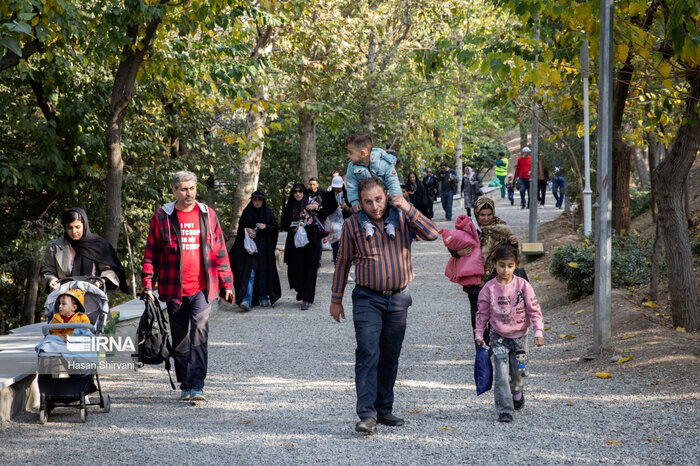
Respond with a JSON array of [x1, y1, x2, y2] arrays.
[[645, 341, 661, 345], [616, 356, 633, 364], [626, 291, 635, 296], [620, 334, 637, 340], [285, 442, 294, 447], [239, 420, 252, 425], [558, 378, 570, 382], [575, 309, 585, 315], [547, 285, 551, 290], [281, 313, 290, 317], [596, 371, 613, 379], [568, 261, 578, 268], [407, 409, 422, 414], [606, 440, 622, 446], [559, 334, 576, 339], [642, 301, 659, 308], [533, 275, 541, 280], [583, 368, 592, 372], [441, 426, 456, 430], [676, 327, 687, 333], [646, 438, 663, 442], [569, 321, 578, 325], [544, 326, 551, 330]]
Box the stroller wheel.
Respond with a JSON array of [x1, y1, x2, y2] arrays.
[[80, 393, 87, 423], [101, 394, 111, 413]]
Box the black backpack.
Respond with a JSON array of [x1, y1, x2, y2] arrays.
[[134, 296, 175, 389]]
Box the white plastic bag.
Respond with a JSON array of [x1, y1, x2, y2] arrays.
[[321, 237, 332, 251], [244, 229, 258, 255], [294, 225, 309, 248]]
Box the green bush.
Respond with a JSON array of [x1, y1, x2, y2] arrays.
[[630, 188, 651, 218], [550, 234, 658, 300]]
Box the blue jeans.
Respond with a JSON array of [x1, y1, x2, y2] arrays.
[[507, 189, 514, 205], [167, 290, 210, 391], [518, 178, 530, 208], [490, 329, 528, 415], [243, 269, 268, 305], [551, 176, 565, 208], [352, 286, 412, 420], [441, 190, 454, 220]]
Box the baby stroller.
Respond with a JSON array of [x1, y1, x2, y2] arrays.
[[36, 277, 112, 423]]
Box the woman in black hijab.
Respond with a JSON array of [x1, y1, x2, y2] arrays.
[[406, 170, 430, 217], [230, 191, 282, 312], [42, 207, 126, 292], [280, 183, 321, 310]]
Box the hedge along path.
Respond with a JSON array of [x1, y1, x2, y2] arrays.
[[1, 198, 698, 464]]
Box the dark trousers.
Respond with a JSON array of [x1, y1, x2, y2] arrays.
[[552, 176, 565, 208], [518, 178, 530, 208], [465, 286, 490, 346], [538, 180, 547, 205], [167, 290, 210, 391], [426, 198, 434, 219], [352, 286, 411, 420], [441, 190, 454, 220], [331, 241, 340, 263]]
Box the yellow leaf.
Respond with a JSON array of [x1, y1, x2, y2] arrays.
[[596, 371, 613, 379], [642, 301, 659, 308], [239, 420, 251, 425], [544, 326, 551, 331], [606, 439, 622, 446], [407, 409, 421, 414], [645, 341, 661, 345], [285, 442, 294, 447], [441, 426, 456, 430], [533, 275, 541, 280], [617, 44, 629, 62], [559, 334, 576, 339], [626, 292, 635, 296], [620, 334, 636, 340], [662, 79, 674, 91], [568, 262, 578, 269], [569, 321, 578, 325], [281, 313, 290, 317], [646, 438, 663, 442], [676, 327, 687, 333], [657, 62, 671, 78], [616, 357, 633, 364], [575, 310, 585, 314]]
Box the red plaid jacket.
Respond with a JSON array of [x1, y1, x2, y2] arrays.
[[142, 201, 233, 304]]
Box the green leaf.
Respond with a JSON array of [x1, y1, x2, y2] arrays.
[[0, 37, 22, 57]]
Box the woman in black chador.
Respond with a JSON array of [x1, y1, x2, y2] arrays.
[[230, 191, 282, 312], [280, 183, 321, 311]]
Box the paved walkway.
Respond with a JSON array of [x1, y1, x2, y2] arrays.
[[1, 195, 697, 464]]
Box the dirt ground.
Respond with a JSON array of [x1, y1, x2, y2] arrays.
[[522, 157, 700, 387]]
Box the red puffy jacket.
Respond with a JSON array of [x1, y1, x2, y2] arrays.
[[440, 215, 484, 287]]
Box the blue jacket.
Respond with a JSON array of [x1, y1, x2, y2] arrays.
[[346, 148, 402, 206]]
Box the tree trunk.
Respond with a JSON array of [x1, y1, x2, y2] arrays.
[[104, 18, 163, 249], [646, 131, 659, 224], [21, 254, 42, 326], [649, 218, 661, 302], [683, 178, 695, 228], [298, 108, 318, 183], [653, 71, 700, 330], [611, 138, 632, 232], [633, 146, 650, 188], [519, 119, 528, 149], [230, 83, 269, 241]]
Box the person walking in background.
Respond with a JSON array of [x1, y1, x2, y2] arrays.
[[494, 152, 509, 199], [142, 171, 234, 402], [476, 245, 544, 423], [307, 177, 326, 204], [437, 161, 457, 221], [329, 177, 439, 435], [318, 175, 352, 264], [406, 171, 430, 217], [281, 183, 321, 311], [514, 147, 532, 209], [506, 174, 515, 206], [537, 160, 550, 207], [462, 166, 479, 217], [422, 168, 438, 219], [230, 190, 281, 312], [551, 162, 565, 209]]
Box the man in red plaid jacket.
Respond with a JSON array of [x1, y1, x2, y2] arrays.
[[142, 171, 233, 402]]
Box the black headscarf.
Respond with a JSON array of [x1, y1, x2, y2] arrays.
[[284, 183, 310, 223], [61, 207, 127, 291], [242, 192, 268, 226]]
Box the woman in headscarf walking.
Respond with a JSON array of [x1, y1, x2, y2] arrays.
[[230, 190, 282, 311], [42, 207, 126, 292], [462, 167, 480, 217], [281, 183, 321, 310]]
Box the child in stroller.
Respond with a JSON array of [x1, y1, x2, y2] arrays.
[[36, 276, 113, 423]]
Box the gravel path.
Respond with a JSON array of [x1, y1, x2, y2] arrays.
[[2, 196, 698, 465]]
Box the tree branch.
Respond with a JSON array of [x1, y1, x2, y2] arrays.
[[0, 39, 43, 72]]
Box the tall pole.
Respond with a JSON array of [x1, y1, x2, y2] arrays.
[[594, 0, 613, 353], [529, 15, 540, 243], [581, 40, 593, 237]]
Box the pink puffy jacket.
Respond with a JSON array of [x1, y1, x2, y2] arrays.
[[440, 215, 484, 287]]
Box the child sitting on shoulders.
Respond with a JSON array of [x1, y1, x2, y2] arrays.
[[475, 245, 544, 423], [50, 288, 90, 340]]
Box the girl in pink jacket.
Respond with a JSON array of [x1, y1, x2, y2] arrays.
[[475, 245, 544, 423]]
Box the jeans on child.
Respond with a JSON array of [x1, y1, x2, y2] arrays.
[[490, 328, 528, 415], [356, 206, 400, 238], [243, 269, 268, 305]]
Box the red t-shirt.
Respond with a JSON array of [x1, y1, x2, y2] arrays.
[[177, 206, 206, 297], [515, 156, 532, 180]]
